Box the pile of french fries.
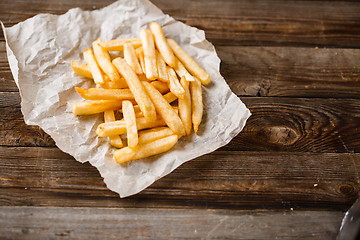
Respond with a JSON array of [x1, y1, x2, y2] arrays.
[[71, 22, 210, 164]]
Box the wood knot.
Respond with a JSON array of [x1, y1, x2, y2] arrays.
[[339, 184, 356, 196], [263, 126, 299, 145]]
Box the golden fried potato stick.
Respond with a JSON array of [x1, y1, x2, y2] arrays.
[[92, 39, 111, 61], [99, 38, 142, 51], [83, 48, 104, 84], [104, 110, 123, 148], [138, 127, 174, 145], [140, 29, 158, 80], [135, 47, 146, 75], [71, 61, 93, 79], [124, 43, 143, 75], [112, 58, 157, 123], [72, 100, 122, 115], [96, 116, 166, 137], [122, 100, 138, 148], [113, 135, 178, 163], [142, 81, 185, 136], [103, 77, 128, 89], [166, 66, 185, 99], [92, 40, 126, 88], [75, 87, 134, 101], [173, 57, 194, 82], [156, 50, 168, 82], [167, 38, 210, 85], [190, 78, 203, 133], [178, 76, 192, 135], [151, 81, 170, 94], [163, 92, 178, 103], [149, 22, 176, 67]]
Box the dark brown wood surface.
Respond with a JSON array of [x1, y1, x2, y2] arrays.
[[1, 0, 360, 239]]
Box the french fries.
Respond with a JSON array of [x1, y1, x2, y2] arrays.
[[96, 116, 166, 137], [149, 22, 175, 67], [124, 43, 143, 75], [167, 66, 185, 99], [83, 48, 105, 84], [168, 38, 210, 85], [178, 76, 192, 135], [142, 81, 185, 136], [71, 22, 209, 164], [75, 87, 134, 100], [72, 100, 123, 115], [156, 50, 168, 82], [99, 38, 142, 51], [173, 57, 194, 82], [112, 57, 156, 123], [151, 81, 170, 94], [113, 135, 178, 164], [71, 61, 92, 79], [92, 40, 122, 84], [104, 110, 123, 148], [122, 100, 138, 148], [140, 29, 158, 80], [138, 127, 174, 145], [190, 78, 203, 133]]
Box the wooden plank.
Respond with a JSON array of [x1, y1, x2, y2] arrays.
[[219, 46, 360, 98], [1, 45, 360, 97], [1, 93, 359, 153], [0, 147, 358, 210], [0, 207, 344, 239], [1, 0, 359, 48]]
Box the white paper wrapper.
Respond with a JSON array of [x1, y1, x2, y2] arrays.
[[2, 0, 251, 197]]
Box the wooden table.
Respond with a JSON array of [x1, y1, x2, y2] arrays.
[[1, 0, 359, 239]]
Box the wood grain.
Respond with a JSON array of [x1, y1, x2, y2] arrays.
[[0, 207, 344, 239], [1, 0, 359, 47], [0, 147, 358, 210], [1, 92, 359, 153]]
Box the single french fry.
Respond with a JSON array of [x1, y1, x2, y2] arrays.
[[138, 127, 174, 145], [190, 78, 203, 133], [99, 38, 142, 51], [140, 29, 158, 80], [149, 22, 176, 67], [83, 48, 104, 84], [93, 39, 111, 61], [151, 81, 170, 94], [156, 50, 168, 82], [122, 101, 138, 148], [75, 87, 134, 100], [179, 76, 192, 135], [104, 110, 123, 148], [163, 92, 178, 103], [142, 81, 185, 136], [72, 100, 122, 115], [96, 116, 166, 137], [167, 38, 210, 85], [103, 77, 128, 89], [135, 47, 146, 75], [92, 40, 125, 86], [173, 57, 194, 82], [71, 61, 93, 79], [113, 135, 178, 163], [124, 43, 143, 75], [167, 66, 185, 99], [112, 57, 157, 123]]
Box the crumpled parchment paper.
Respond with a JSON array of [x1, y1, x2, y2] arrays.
[[2, 0, 251, 197]]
